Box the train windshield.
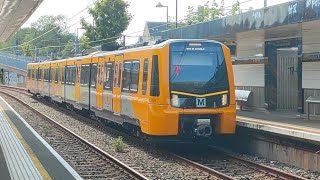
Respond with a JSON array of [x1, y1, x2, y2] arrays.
[[169, 42, 229, 95]]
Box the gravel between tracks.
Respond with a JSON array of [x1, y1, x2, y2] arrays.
[[0, 91, 218, 180]]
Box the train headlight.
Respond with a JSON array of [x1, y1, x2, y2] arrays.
[[171, 94, 180, 107], [222, 94, 228, 106]]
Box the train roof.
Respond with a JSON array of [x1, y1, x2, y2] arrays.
[[28, 39, 223, 65]]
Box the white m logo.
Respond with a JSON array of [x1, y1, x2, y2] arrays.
[[196, 98, 206, 107]]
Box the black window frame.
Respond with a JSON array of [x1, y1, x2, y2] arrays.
[[142, 59, 149, 95], [122, 61, 132, 92], [81, 64, 90, 86], [90, 63, 98, 87], [55, 67, 59, 83], [104, 62, 114, 90], [61, 66, 65, 84], [150, 55, 160, 97], [130, 60, 140, 93]]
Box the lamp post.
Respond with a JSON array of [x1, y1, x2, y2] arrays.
[[156, 2, 168, 28], [75, 28, 84, 56], [92, 16, 103, 47], [176, 0, 178, 28]]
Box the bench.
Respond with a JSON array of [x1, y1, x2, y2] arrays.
[[306, 96, 320, 120], [235, 90, 252, 111]]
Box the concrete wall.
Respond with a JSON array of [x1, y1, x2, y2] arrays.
[[302, 61, 320, 115], [233, 63, 266, 109], [236, 30, 265, 57], [302, 21, 320, 53]]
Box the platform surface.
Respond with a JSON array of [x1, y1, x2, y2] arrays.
[[237, 110, 320, 143], [0, 96, 82, 180]]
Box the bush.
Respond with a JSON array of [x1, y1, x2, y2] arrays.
[[112, 136, 126, 153]]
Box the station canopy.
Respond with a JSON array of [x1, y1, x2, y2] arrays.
[[0, 0, 43, 42]]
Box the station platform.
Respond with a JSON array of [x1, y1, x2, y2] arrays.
[[236, 110, 320, 143], [0, 96, 82, 180]]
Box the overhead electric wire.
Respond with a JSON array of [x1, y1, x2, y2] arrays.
[[0, 0, 99, 52], [1, 0, 255, 53]]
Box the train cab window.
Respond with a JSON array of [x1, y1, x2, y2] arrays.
[[27, 69, 31, 79], [150, 55, 160, 97], [91, 64, 97, 87], [131, 61, 140, 93], [104, 63, 114, 90], [122, 62, 131, 91], [142, 59, 148, 95]]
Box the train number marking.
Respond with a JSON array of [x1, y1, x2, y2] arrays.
[[196, 98, 206, 108]]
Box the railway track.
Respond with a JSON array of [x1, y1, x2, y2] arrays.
[[0, 86, 309, 180], [0, 88, 148, 180], [169, 145, 308, 180]]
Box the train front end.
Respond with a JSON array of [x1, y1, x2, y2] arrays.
[[147, 40, 236, 141]]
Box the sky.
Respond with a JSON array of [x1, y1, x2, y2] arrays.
[[22, 0, 293, 44]]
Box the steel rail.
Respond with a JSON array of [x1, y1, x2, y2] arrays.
[[1, 86, 308, 180], [208, 146, 308, 180], [0, 90, 149, 180]]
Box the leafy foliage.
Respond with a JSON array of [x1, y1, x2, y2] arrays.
[[79, 35, 91, 52], [230, 0, 242, 16], [184, 0, 225, 25], [0, 15, 75, 58], [80, 0, 132, 46], [183, 0, 241, 25]]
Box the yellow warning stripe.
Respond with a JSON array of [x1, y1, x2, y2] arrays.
[[0, 106, 52, 180], [171, 90, 229, 98], [237, 116, 320, 134]]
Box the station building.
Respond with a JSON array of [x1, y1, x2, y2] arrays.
[[146, 0, 320, 116]]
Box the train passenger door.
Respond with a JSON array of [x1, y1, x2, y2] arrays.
[[96, 59, 105, 109], [113, 55, 123, 114], [75, 65, 81, 103]]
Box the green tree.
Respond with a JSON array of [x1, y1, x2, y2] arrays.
[[0, 15, 75, 57], [80, 0, 132, 46], [184, 0, 225, 25], [230, 1, 241, 15], [21, 34, 34, 57], [62, 40, 74, 58], [79, 35, 91, 52], [31, 15, 75, 57]]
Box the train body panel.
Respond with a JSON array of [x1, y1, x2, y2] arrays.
[[27, 39, 236, 141]]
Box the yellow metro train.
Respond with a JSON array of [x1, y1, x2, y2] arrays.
[[27, 39, 236, 141]]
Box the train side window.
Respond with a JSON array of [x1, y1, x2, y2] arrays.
[[48, 68, 51, 82], [55, 67, 58, 83], [114, 63, 118, 88], [142, 59, 148, 95], [62, 66, 65, 84], [91, 63, 97, 87], [122, 61, 131, 91], [131, 61, 140, 93], [72, 66, 76, 84], [118, 63, 122, 88], [150, 55, 160, 97], [104, 63, 114, 90], [66, 66, 70, 84]]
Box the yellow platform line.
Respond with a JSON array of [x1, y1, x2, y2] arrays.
[[237, 116, 320, 135], [0, 106, 52, 180]]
